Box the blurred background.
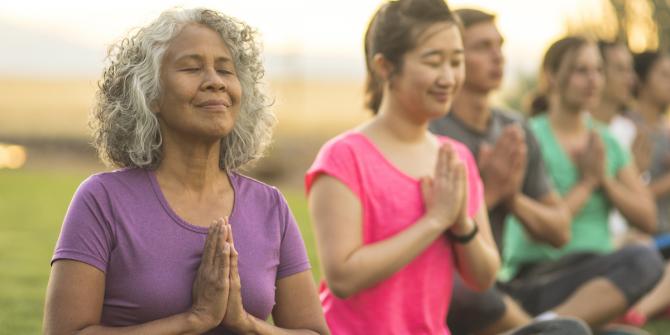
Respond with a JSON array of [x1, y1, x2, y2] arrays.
[[1, 0, 669, 333]]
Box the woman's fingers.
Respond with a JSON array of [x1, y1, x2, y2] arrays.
[[200, 222, 217, 268], [219, 241, 231, 284], [209, 222, 223, 268], [420, 176, 433, 204], [436, 143, 448, 179]]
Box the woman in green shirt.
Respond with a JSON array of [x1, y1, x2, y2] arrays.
[[500, 36, 663, 331]]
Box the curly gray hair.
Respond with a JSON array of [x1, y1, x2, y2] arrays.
[[91, 7, 275, 171]]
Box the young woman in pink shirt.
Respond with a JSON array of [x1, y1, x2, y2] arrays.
[[305, 0, 500, 333]]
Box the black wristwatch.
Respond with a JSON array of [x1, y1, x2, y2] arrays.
[[446, 219, 479, 244]]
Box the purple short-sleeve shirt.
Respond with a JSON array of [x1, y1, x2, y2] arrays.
[[52, 168, 310, 333]]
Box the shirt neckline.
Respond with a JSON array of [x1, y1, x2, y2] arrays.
[[349, 131, 443, 183], [146, 169, 239, 234]]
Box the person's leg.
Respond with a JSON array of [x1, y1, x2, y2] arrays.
[[552, 277, 628, 327], [630, 261, 670, 318], [552, 245, 664, 328], [447, 275, 510, 335], [501, 317, 592, 335], [502, 245, 664, 329], [473, 295, 531, 335]]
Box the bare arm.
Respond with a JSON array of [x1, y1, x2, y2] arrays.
[[451, 204, 501, 291], [253, 271, 331, 335], [44, 222, 231, 335], [44, 261, 206, 335], [308, 143, 468, 298], [603, 164, 657, 234], [308, 175, 448, 298], [649, 173, 670, 198], [507, 191, 571, 248]]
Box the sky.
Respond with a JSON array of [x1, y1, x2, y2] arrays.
[[0, 0, 608, 80]]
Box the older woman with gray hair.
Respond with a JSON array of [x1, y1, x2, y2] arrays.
[[43, 8, 328, 335]]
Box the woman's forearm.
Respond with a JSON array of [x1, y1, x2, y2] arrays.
[[233, 314, 326, 335], [451, 211, 500, 291], [508, 193, 571, 248], [325, 215, 446, 298], [602, 176, 656, 234], [564, 180, 597, 217], [58, 312, 207, 335]]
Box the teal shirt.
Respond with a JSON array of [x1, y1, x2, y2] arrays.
[[500, 114, 631, 281]]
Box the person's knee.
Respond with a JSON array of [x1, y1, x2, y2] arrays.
[[448, 288, 507, 334], [618, 245, 664, 302]]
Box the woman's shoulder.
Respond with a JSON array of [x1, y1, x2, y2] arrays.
[[231, 173, 285, 206], [318, 130, 369, 153], [77, 168, 147, 195]]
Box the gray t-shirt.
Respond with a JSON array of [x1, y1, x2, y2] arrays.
[[648, 127, 670, 233], [430, 109, 552, 251]]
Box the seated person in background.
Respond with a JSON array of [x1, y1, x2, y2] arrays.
[[43, 8, 328, 335], [306, 1, 500, 333], [617, 50, 670, 326], [500, 36, 663, 334], [430, 8, 571, 335]]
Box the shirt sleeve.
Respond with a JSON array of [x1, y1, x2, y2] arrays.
[[51, 175, 116, 273], [305, 137, 362, 199], [521, 124, 552, 199], [275, 189, 311, 279]]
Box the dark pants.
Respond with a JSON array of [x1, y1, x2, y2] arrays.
[[448, 274, 507, 335], [500, 245, 664, 316]]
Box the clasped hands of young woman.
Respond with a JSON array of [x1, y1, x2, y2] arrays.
[[189, 217, 251, 334], [421, 142, 473, 234]]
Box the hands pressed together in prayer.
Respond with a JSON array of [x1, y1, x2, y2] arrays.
[[190, 217, 251, 333], [478, 125, 528, 208], [421, 142, 471, 234], [575, 131, 607, 188]]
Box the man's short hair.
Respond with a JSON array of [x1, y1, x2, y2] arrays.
[[454, 8, 496, 29]]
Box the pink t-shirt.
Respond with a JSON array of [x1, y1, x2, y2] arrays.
[[305, 132, 484, 335]]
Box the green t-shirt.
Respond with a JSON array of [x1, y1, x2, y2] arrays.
[[500, 114, 631, 281]]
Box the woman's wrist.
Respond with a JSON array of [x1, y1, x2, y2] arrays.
[[447, 218, 479, 244], [449, 217, 474, 236], [184, 311, 216, 334], [579, 176, 599, 190], [228, 312, 256, 335]]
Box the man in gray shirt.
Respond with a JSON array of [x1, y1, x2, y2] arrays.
[[430, 8, 571, 335]]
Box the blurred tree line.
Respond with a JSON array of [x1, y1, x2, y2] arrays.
[[567, 0, 670, 52], [503, 0, 669, 114]]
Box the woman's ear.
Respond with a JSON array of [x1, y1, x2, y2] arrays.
[[371, 53, 395, 82]]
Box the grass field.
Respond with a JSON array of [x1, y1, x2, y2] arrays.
[[2, 169, 670, 334]]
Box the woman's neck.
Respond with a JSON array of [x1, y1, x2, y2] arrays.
[[637, 96, 664, 126], [451, 88, 491, 133], [592, 96, 619, 124], [547, 95, 587, 134], [370, 96, 432, 144], [155, 131, 228, 195]]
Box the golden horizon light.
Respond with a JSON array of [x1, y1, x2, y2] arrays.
[[0, 143, 28, 169]]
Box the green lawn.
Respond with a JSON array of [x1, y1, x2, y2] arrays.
[[2, 169, 669, 334]]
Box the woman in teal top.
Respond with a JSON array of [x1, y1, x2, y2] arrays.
[[500, 36, 663, 331]]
